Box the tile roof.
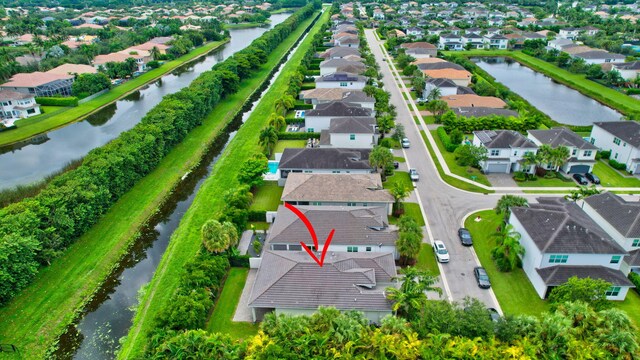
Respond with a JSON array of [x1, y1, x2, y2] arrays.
[[441, 94, 506, 108], [341, 91, 375, 103], [473, 130, 538, 149], [583, 192, 640, 238], [417, 62, 465, 71], [278, 147, 373, 171], [0, 89, 34, 101], [306, 101, 372, 118], [528, 128, 598, 150], [300, 88, 350, 102], [575, 50, 625, 60], [281, 173, 393, 204], [423, 68, 472, 80], [1, 72, 73, 88], [319, 58, 365, 70], [400, 41, 436, 49], [593, 121, 640, 148], [266, 205, 397, 246], [536, 265, 634, 287], [625, 249, 640, 267], [248, 250, 396, 311], [45, 63, 97, 75], [511, 197, 626, 254]]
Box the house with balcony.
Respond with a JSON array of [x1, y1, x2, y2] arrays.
[[483, 34, 508, 49], [461, 32, 484, 49], [558, 28, 580, 40], [509, 197, 634, 300], [472, 130, 538, 174], [0, 90, 41, 126], [277, 148, 374, 185], [438, 34, 463, 50], [527, 128, 598, 174], [1, 72, 74, 97], [590, 121, 640, 174]]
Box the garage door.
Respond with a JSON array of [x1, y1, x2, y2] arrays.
[[634, 166, 640, 174], [486, 163, 509, 173], [568, 165, 590, 174]]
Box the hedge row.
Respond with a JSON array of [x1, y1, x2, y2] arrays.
[[609, 159, 627, 171], [441, 110, 541, 134], [277, 132, 320, 140], [437, 127, 458, 152], [0, 2, 320, 306], [35, 96, 79, 107], [630, 272, 640, 295], [248, 209, 267, 222]]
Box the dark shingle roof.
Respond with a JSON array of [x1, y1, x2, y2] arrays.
[[417, 62, 465, 71], [528, 128, 598, 150], [248, 251, 396, 311], [511, 197, 626, 254], [575, 50, 625, 60], [316, 72, 367, 83], [614, 61, 640, 70], [593, 121, 640, 148], [536, 265, 634, 287], [583, 192, 640, 238], [426, 78, 457, 88], [342, 91, 375, 103], [329, 117, 376, 134], [474, 130, 538, 149], [625, 249, 640, 267], [320, 58, 365, 69], [279, 148, 373, 171], [306, 101, 372, 118], [282, 173, 394, 204], [454, 107, 518, 117]]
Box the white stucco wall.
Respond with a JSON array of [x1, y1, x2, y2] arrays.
[[591, 125, 640, 172], [315, 81, 365, 90], [328, 132, 376, 148]]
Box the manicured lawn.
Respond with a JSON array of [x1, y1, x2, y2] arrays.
[[394, 156, 405, 163], [206, 267, 259, 339], [422, 115, 436, 124], [0, 39, 229, 146], [250, 181, 283, 211], [429, 130, 491, 186], [593, 161, 640, 188], [271, 139, 306, 158], [383, 171, 413, 190], [248, 221, 270, 231], [420, 131, 492, 193], [416, 243, 440, 276], [118, 11, 326, 359], [516, 173, 575, 188], [389, 202, 425, 228], [464, 210, 550, 317], [615, 290, 640, 327]]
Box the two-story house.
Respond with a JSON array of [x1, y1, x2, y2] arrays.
[[510, 198, 634, 300], [438, 34, 463, 50], [527, 128, 598, 174], [611, 61, 640, 81], [558, 28, 580, 40], [399, 42, 437, 58], [334, 35, 360, 48], [305, 101, 373, 132], [472, 130, 538, 174], [1, 72, 74, 97], [319, 59, 366, 76], [318, 47, 361, 60], [590, 121, 640, 174], [482, 34, 508, 49], [582, 192, 640, 274], [406, 27, 424, 37], [0, 90, 41, 126], [461, 32, 484, 49], [277, 148, 374, 185], [319, 117, 378, 149], [315, 72, 367, 90]]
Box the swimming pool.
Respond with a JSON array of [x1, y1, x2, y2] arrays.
[[268, 161, 279, 174]]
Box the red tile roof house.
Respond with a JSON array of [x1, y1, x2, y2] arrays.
[[0, 89, 41, 126], [93, 52, 150, 72], [1, 72, 74, 97]]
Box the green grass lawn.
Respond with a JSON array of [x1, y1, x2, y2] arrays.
[[464, 210, 551, 317], [383, 171, 413, 190], [248, 221, 270, 231], [593, 161, 640, 187], [250, 181, 283, 211], [388, 202, 426, 227], [271, 139, 306, 158], [416, 243, 441, 276], [0, 39, 229, 146], [516, 173, 575, 188], [206, 267, 259, 339], [118, 11, 327, 359], [394, 156, 406, 163], [422, 115, 436, 124], [429, 130, 491, 186]]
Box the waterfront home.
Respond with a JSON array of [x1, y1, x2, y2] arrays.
[[440, 94, 506, 108], [281, 173, 394, 215], [452, 107, 518, 118], [462, 32, 484, 49], [483, 34, 508, 49], [438, 34, 463, 50], [1, 72, 74, 97], [277, 148, 374, 185], [527, 128, 598, 174], [315, 72, 367, 90], [248, 250, 396, 322], [0, 89, 41, 126], [299, 88, 374, 109], [590, 121, 640, 174], [319, 117, 378, 149], [46, 63, 97, 75], [573, 50, 626, 65], [510, 197, 634, 300], [611, 61, 640, 80], [93, 52, 150, 72], [472, 130, 538, 174], [305, 102, 373, 132]]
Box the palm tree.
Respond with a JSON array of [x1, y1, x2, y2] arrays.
[[521, 151, 539, 175], [390, 182, 410, 216], [549, 146, 570, 172], [424, 100, 449, 123], [201, 220, 238, 253], [150, 46, 161, 61], [267, 113, 286, 132], [491, 224, 524, 272], [369, 145, 394, 180], [426, 86, 441, 102], [386, 267, 441, 319], [495, 195, 528, 220], [258, 126, 278, 156], [274, 94, 295, 116]]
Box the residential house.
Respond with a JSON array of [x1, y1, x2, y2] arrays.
[[423, 69, 472, 86], [265, 205, 399, 258], [483, 34, 508, 49], [305, 102, 373, 132], [277, 148, 374, 185], [510, 197, 634, 300], [406, 27, 424, 37], [612, 61, 640, 80], [472, 130, 538, 173], [315, 72, 367, 90], [438, 34, 463, 50], [452, 107, 518, 118], [558, 28, 580, 40], [462, 32, 484, 49], [318, 47, 361, 60], [0, 90, 41, 126], [319, 59, 366, 76], [582, 192, 640, 274], [341, 91, 376, 111], [440, 94, 505, 108], [45, 63, 97, 75], [248, 250, 396, 322], [319, 117, 378, 149], [400, 42, 437, 58], [93, 52, 149, 72], [334, 35, 360, 48], [573, 50, 626, 65], [547, 38, 574, 51], [1, 72, 74, 97], [423, 77, 459, 97], [590, 121, 640, 174], [299, 89, 374, 111], [281, 173, 394, 215], [527, 128, 598, 174]]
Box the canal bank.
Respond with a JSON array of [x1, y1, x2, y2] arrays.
[[0, 11, 315, 360]]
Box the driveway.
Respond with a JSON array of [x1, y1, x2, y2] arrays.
[[486, 173, 521, 189]]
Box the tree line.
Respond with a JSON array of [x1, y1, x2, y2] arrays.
[[0, 1, 320, 306]]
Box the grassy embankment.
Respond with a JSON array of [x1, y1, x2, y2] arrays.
[[0, 12, 315, 360], [447, 50, 640, 119], [117, 10, 327, 359], [0, 39, 229, 147]]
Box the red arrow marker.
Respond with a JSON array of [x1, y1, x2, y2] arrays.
[[284, 202, 335, 267]]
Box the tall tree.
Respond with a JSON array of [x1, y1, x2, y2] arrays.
[[258, 126, 278, 156], [390, 182, 410, 216], [396, 215, 423, 265], [267, 113, 286, 132], [386, 267, 441, 319], [491, 224, 525, 272], [548, 277, 612, 311], [201, 220, 239, 254], [495, 195, 528, 220], [369, 145, 394, 181]]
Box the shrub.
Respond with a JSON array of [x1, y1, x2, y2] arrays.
[[599, 150, 611, 160], [294, 103, 313, 110], [513, 171, 527, 182], [147, 60, 161, 69], [609, 159, 627, 170], [630, 272, 640, 294], [626, 88, 640, 95], [248, 210, 267, 222], [437, 127, 459, 152], [252, 240, 263, 254], [277, 132, 320, 140], [379, 137, 396, 148], [35, 96, 79, 107], [229, 254, 250, 267]]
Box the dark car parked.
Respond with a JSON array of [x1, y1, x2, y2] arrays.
[[585, 172, 600, 184], [458, 228, 473, 246], [573, 173, 588, 185], [474, 267, 491, 289], [488, 307, 500, 322]]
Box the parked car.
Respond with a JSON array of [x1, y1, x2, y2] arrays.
[[474, 267, 491, 289], [585, 172, 600, 184], [401, 138, 411, 148], [573, 173, 588, 185], [487, 307, 500, 322], [409, 168, 419, 181], [393, 161, 399, 169], [433, 240, 450, 263], [458, 228, 472, 246]]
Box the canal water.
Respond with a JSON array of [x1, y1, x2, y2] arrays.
[[51, 11, 312, 360], [0, 13, 292, 190], [473, 57, 623, 126]]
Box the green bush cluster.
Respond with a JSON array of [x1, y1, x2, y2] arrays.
[[598, 150, 611, 160], [441, 110, 540, 133], [248, 210, 267, 222], [277, 132, 320, 140], [0, 2, 319, 306], [609, 159, 627, 170], [630, 272, 640, 294], [437, 127, 460, 152], [35, 96, 79, 107]]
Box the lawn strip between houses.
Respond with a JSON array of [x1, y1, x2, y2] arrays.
[[117, 10, 327, 359], [0, 39, 229, 147]]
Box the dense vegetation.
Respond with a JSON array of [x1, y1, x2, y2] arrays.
[[0, 2, 319, 306]]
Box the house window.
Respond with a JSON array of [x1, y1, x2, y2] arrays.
[[590, 138, 596, 144], [272, 244, 287, 250], [615, 153, 619, 159], [340, 82, 348, 87], [605, 286, 621, 297], [304, 170, 312, 173], [614, 137, 621, 145], [583, 150, 592, 157], [490, 149, 500, 156], [350, 134, 356, 140], [312, 202, 322, 205], [362, 203, 367, 207], [513, 150, 518, 156], [347, 202, 356, 206], [307, 128, 314, 133], [549, 254, 568, 263], [332, 170, 340, 173], [632, 239, 640, 247], [572, 149, 577, 156], [611, 255, 621, 264], [289, 244, 302, 251], [366, 246, 372, 252], [347, 246, 358, 252]]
